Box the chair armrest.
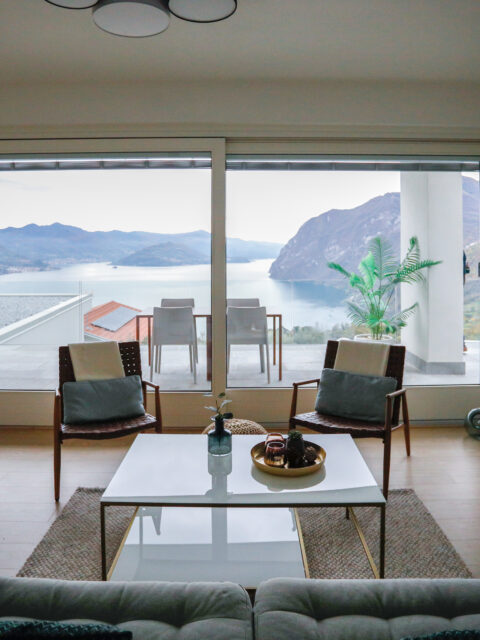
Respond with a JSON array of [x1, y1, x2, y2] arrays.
[[142, 379, 162, 431], [290, 379, 321, 420], [293, 378, 321, 388], [386, 387, 407, 399], [142, 379, 159, 391], [384, 388, 407, 430]]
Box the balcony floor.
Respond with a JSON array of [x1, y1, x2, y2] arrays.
[[0, 341, 478, 390]]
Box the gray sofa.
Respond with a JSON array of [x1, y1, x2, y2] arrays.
[[2, 576, 480, 640], [254, 578, 480, 640], [0, 577, 253, 640]]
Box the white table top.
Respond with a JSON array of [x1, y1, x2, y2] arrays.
[[102, 434, 385, 507]]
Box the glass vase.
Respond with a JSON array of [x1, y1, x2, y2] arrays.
[[207, 416, 232, 455]]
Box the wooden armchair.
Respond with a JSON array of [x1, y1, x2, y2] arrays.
[[54, 341, 162, 501], [289, 340, 410, 498]]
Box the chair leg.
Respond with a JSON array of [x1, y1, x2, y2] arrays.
[[54, 432, 61, 502], [402, 394, 411, 456], [259, 344, 265, 373], [265, 341, 271, 384], [382, 432, 392, 500], [192, 344, 197, 384]]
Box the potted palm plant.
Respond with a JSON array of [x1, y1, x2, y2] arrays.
[[327, 235, 441, 341]]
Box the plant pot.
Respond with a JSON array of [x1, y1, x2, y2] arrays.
[[353, 334, 395, 344]]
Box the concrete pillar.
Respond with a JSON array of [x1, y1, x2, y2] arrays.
[[400, 172, 464, 374]]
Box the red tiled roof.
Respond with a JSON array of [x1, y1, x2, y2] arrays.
[[84, 301, 148, 343]]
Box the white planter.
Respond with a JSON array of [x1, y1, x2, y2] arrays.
[[353, 334, 395, 344]]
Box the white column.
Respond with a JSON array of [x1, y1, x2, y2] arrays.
[[400, 172, 464, 374]]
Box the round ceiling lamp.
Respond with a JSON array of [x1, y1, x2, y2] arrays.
[[45, 0, 98, 8], [168, 0, 237, 23], [93, 0, 170, 37]]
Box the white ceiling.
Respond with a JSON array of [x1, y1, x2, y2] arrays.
[[1, 0, 479, 86]]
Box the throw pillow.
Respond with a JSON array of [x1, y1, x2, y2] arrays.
[[402, 630, 480, 640], [0, 620, 132, 639], [314, 368, 397, 422], [63, 375, 145, 425]]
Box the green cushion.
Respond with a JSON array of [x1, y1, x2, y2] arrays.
[[314, 368, 397, 422], [62, 375, 145, 425], [0, 620, 132, 638]]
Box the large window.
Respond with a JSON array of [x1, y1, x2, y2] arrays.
[[0, 154, 212, 391], [226, 157, 480, 387]]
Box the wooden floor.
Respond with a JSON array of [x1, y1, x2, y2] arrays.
[[0, 426, 479, 578]]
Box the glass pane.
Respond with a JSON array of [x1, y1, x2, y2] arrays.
[[0, 159, 212, 391], [226, 159, 480, 387]]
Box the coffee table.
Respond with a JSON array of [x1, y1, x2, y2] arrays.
[[101, 434, 386, 583]]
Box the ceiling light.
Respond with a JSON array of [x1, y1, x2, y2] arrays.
[[45, 0, 98, 8], [92, 0, 170, 37], [168, 0, 236, 23], [44, 0, 237, 36]]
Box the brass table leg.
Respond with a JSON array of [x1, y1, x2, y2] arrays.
[[101, 503, 106, 581], [348, 506, 385, 579]]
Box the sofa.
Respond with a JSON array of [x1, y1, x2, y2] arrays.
[[2, 576, 480, 640]]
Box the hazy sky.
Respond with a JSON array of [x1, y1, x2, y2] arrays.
[[1, 168, 477, 243]]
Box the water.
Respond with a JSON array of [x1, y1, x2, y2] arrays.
[[0, 259, 347, 330]]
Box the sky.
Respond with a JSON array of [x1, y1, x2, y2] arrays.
[[0, 168, 477, 244]]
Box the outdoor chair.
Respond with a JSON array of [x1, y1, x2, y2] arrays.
[[54, 341, 162, 501], [227, 306, 270, 383], [289, 339, 410, 498], [151, 306, 198, 383], [226, 298, 260, 307], [161, 298, 198, 362], [161, 298, 195, 308]]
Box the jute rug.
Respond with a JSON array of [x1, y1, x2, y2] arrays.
[[17, 488, 471, 580]]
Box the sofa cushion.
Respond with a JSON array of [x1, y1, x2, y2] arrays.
[[62, 376, 145, 425], [0, 578, 253, 640], [314, 368, 397, 422], [254, 578, 480, 640], [403, 631, 480, 639], [0, 620, 131, 638]]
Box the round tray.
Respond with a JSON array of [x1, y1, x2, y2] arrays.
[[251, 440, 326, 477]]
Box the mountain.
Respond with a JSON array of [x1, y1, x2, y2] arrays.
[[0, 224, 282, 272], [117, 242, 209, 267], [270, 176, 479, 285]]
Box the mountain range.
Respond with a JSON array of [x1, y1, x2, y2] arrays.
[[0, 225, 282, 273], [270, 176, 479, 286]]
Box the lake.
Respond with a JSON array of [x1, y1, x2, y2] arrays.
[[0, 259, 347, 330]]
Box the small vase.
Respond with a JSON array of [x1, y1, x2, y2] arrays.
[[207, 416, 232, 455]]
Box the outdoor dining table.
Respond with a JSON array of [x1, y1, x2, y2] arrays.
[[135, 307, 282, 381]]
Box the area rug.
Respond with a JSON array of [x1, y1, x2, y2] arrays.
[[17, 488, 471, 580]]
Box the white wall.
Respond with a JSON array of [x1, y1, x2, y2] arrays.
[[1, 79, 480, 138], [400, 173, 464, 373]]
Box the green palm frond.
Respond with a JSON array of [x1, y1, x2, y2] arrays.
[[327, 262, 352, 280], [368, 235, 398, 280], [358, 251, 376, 290]]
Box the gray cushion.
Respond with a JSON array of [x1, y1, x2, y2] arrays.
[[314, 368, 397, 422], [62, 376, 145, 425], [254, 578, 480, 640], [0, 578, 253, 640]]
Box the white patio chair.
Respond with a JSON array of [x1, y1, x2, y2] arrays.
[[151, 306, 197, 384], [161, 298, 198, 362], [226, 298, 260, 307], [161, 298, 195, 308], [227, 306, 270, 383]]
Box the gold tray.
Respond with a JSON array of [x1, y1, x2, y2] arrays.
[[251, 440, 326, 477]]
